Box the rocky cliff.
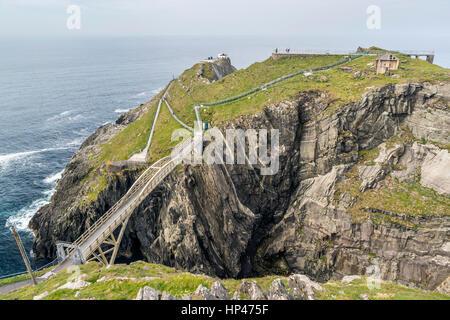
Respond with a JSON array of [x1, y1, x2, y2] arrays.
[[30, 79, 450, 291]]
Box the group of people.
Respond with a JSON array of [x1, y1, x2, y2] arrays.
[[274, 48, 291, 53], [206, 56, 215, 60]]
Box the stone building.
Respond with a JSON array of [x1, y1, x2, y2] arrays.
[[375, 53, 400, 75]]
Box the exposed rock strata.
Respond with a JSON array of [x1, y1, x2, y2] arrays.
[[31, 82, 450, 291]]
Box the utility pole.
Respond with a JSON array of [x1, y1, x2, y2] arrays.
[[10, 225, 37, 286]]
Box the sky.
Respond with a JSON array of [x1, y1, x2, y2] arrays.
[[0, 0, 449, 66], [0, 0, 448, 37]]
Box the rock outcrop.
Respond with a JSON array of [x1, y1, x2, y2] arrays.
[[30, 81, 450, 291]]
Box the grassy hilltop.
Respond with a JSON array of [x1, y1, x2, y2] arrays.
[[2, 50, 450, 301], [83, 52, 449, 203]]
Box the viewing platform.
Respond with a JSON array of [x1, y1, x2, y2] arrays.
[[272, 49, 435, 64]]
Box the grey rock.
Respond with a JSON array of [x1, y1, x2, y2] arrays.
[[238, 280, 252, 296], [249, 281, 267, 300], [269, 279, 292, 300], [360, 294, 370, 300], [194, 284, 217, 300], [232, 291, 241, 300], [341, 275, 362, 284], [161, 291, 177, 300], [136, 287, 161, 300], [211, 281, 231, 300], [420, 149, 450, 196], [288, 274, 323, 300], [33, 291, 50, 300]]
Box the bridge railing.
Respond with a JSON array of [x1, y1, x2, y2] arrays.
[[67, 137, 193, 259], [82, 153, 180, 259]]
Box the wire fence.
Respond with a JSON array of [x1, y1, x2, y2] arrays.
[[0, 258, 59, 281], [197, 55, 362, 108]]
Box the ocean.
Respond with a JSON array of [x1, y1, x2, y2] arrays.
[[0, 35, 449, 277]]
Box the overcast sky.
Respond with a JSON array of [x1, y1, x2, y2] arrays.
[[0, 0, 448, 37]]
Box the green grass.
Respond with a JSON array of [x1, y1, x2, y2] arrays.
[[334, 144, 450, 224], [316, 277, 449, 300], [357, 176, 450, 218], [201, 54, 449, 123], [147, 101, 188, 161], [96, 96, 161, 164], [76, 52, 450, 203], [1, 262, 447, 300]]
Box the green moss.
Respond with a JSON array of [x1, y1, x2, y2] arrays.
[[359, 147, 380, 166]]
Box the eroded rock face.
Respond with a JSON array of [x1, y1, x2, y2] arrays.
[[31, 82, 450, 290]]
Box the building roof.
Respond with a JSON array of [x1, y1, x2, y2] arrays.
[[376, 53, 399, 61]]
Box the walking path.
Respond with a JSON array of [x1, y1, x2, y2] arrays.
[[129, 82, 174, 162]]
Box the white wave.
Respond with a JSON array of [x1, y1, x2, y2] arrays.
[[66, 138, 84, 147], [44, 170, 64, 184], [0, 147, 69, 171], [5, 190, 54, 232], [46, 110, 73, 121], [151, 87, 164, 95], [68, 114, 84, 122], [115, 108, 130, 113], [136, 87, 163, 98]]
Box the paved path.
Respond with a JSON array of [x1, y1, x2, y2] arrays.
[[129, 82, 174, 162], [0, 278, 46, 295]]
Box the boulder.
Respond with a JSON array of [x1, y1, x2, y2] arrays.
[[238, 280, 252, 296], [33, 291, 49, 300], [248, 281, 267, 300], [161, 291, 177, 300], [232, 291, 241, 300], [58, 280, 90, 291], [194, 284, 217, 300], [38, 271, 56, 280], [341, 275, 362, 284], [288, 274, 323, 300], [211, 281, 231, 300], [136, 287, 161, 300], [268, 279, 292, 300]]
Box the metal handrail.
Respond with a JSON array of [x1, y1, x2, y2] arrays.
[[67, 138, 193, 258]]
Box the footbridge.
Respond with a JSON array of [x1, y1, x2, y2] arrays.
[[400, 50, 435, 64], [57, 137, 194, 268]]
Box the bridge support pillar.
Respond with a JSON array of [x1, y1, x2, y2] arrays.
[[109, 216, 130, 266], [56, 242, 85, 265]]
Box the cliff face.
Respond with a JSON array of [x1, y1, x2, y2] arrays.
[[30, 82, 450, 290]]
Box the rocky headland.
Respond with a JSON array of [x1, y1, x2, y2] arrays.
[[29, 52, 450, 294]]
